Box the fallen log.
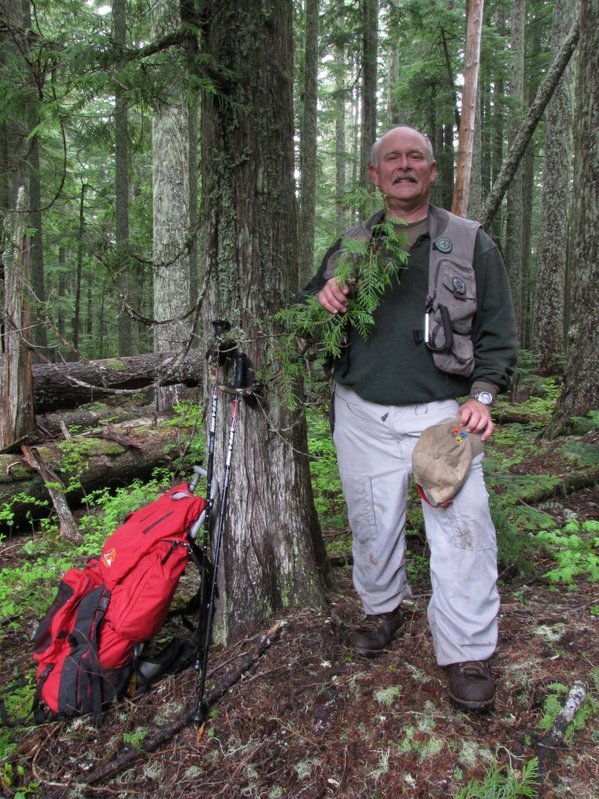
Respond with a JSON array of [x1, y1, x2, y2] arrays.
[[31, 350, 204, 413], [0, 416, 199, 530], [36, 403, 158, 437]]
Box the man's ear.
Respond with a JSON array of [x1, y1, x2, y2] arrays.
[[368, 163, 379, 187], [430, 160, 438, 182]]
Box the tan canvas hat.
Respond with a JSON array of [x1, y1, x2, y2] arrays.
[[412, 417, 484, 508]]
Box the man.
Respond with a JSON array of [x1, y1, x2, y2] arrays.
[[300, 126, 517, 711]]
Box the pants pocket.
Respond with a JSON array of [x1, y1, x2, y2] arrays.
[[340, 471, 378, 549]]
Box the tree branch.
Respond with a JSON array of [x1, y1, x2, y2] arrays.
[[479, 16, 580, 229]]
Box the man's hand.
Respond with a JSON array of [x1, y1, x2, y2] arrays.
[[458, 398, 494, 441], [318, 277, 350, 314]]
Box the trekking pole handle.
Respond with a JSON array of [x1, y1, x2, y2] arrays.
[[189, 465, 207, 493], [234, 352, 251, 391]]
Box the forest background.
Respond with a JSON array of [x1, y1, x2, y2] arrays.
[[0, 0, 598, 797]]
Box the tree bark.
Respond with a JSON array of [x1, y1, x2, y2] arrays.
[[547, 0, 599, 436], [113, 0, 133, 356], [298, 0, 320, 283], [200, 0, 328, 643], [533, 0, 576, 374], [359, 0, 378, 192], [504, 0, 525, 336], [0, 186, 36, 449], [151, 0, 192, 410]]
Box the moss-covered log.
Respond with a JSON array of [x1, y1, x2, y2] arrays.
[[0, 416, 197, 530]]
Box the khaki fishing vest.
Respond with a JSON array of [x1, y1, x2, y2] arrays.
[[324, 206, 480, 378]]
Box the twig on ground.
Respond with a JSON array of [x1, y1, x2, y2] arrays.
[[43, 621, 283, 798], [537, 679, 588, 788]]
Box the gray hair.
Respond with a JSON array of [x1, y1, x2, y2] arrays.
[[371, 126, 435, 167]]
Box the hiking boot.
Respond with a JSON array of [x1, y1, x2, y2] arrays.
[[446, 660, 495, 711], [352, 606, 404, 657]]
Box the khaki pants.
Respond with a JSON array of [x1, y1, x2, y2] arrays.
[[333, 383, 499, 666]]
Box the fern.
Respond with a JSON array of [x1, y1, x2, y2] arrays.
[[454, 758, 538, 799]]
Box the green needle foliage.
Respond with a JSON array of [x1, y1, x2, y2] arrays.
[[275, 220, 407, 405]]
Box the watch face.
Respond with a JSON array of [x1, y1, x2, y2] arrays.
[[476, 391, 493, 405]]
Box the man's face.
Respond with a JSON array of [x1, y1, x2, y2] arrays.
[[368, 127, 437, 218]]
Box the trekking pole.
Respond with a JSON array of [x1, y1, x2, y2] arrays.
[[202, 320, 235, 537], [191, 351, 251, 726]]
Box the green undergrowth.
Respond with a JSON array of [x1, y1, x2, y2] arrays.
[[453, 757, 538, 799]]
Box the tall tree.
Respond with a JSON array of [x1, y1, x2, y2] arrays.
[[199, 0, 328, 642], [452, 0, 484, 217], [151, 0, 191, 390], [548, 0, 599, 435], [113, 0, 133, 356], [533, 0, 576, 374], [359, 0, 378, 190], [504, 0, 526, 337], [0, 187, 35, 448], [298, 0, 320, 281], [334, 29, 348, 235]]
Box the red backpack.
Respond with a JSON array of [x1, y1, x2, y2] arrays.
[[32, 483, 206, 722]]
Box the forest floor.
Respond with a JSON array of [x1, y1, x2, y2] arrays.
[[1, 415, 598, 799]]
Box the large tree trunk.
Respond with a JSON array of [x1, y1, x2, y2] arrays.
[[547, 0, 599, 436], [113, 0, 133, 356], [533, 0, 576, 374], [200, 0, 327, 642]]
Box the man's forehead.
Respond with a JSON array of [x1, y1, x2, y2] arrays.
[[379, 128, 429, 153]]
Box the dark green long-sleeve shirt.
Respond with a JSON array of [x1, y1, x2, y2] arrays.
[[299, 206, 518, 406]]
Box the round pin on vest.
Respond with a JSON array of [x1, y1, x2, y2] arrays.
[[435, 236, 453, 253]]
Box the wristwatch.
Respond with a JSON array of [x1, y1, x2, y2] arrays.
[[470, 390, 494, 406]]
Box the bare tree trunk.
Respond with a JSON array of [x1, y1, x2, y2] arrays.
[[298, 0, 320, 283], [113, 0, 133, 356], [452, 0, 484, 217], [0, 187, 35, 448], [152, 0, 191, 410], [547, 0, 599, 436], [335, 27, 347, 236], [359, 0, 378, 191], [200, 0, 328, 642], [504, 0, 525, 336], [533, 0, 576, 374], [73, 183, 86, 353]]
